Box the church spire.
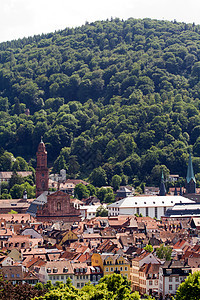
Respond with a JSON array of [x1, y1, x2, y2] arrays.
[[186, 152, 196, 184], [186, 152, 196, 194], [159, 170, 166, 196]]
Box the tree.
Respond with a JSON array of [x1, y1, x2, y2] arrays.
[[111, 174, 122, 191], [74, 183, 90, 200], [156, 244, 172, 261], [144, 244, 153, 253], [176, 271, 200, 300], [86, 184, 96, 196], [89, 167, 108, 187], [104, 192, 115, 203], [9, 170, 24, 189], [0, 274, 46, 300], [96, 205, 108, 217]]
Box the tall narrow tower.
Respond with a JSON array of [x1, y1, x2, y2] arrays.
[[186, 152, 196, 194], [159, 170, 166, 196], [36, 138, 49, 197]]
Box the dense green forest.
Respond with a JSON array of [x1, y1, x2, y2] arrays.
[[1, 18, 200, 187]]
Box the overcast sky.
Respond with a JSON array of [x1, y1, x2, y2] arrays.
[[1, 0, 200, 43]]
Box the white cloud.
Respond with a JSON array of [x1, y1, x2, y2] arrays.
[[1, 0, 200, 43]]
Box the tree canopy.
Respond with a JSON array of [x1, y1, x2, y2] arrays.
[[1, 18, 200, 186]]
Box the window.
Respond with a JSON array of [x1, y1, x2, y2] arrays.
[[164, 207, 167, 214], [120, 267, 123, 271], [137, 207, 139, 215], [106, 268, 109, 272], [77, 283, 80, 288], [92, 275, 96, 281], [111, 267, 113, 271], [4, 274, 7, 278], [176, 284, 179, 290], [81, 283, 84, 287], [155, 207, 158, 218], [169, 285, 172, 290], [175, 277, 179, 282], [63, 267, 68, 273], [61, 276, 64, 280], [146, 207, 148, 217], [169, 277, 173, 282], [11, 274, 14, 278], [149, 280, 152, 285], [16, 274, 20, 278], [125, 267, 128, 271]]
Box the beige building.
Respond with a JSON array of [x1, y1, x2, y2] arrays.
[[131, 252, 161, 292], [39, 260, 90, 288]]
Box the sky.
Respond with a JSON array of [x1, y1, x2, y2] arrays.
[[1, 0, 200, 43]]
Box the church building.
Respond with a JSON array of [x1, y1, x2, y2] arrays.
[[27, 140, 81, 223], [185, 152, 196, 194], [35, 139, 49, 197]]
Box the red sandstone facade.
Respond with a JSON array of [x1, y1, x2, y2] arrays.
[[36, 190, 81, 222], [35, 141, 49, 197]]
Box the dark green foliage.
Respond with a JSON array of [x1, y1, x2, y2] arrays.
[[74, 183, 90, 200], [0, 275, 47, 300], [1, 19, 200, 184]]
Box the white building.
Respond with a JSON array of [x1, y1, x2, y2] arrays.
[[107, 196, 195, 219], [80, 204, 107, 220], [159, 260, 191, 297]]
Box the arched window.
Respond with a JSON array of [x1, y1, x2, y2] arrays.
[[57, 202, 61, 211]]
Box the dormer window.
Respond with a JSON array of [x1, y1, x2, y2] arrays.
[[47, 268, 51, 273], [63, 267, 68, 273], [53, 268, 58, 273]]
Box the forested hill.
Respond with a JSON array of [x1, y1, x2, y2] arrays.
[[1, 18, 200, 186]]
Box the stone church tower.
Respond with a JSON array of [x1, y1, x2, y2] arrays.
[[36, 139, 49, 197], [186, 152, 196, 194]]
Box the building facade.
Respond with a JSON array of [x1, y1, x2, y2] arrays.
[[36, 190, 81, 222]]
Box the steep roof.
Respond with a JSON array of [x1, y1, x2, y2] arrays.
[[186, 152, 196, 183]]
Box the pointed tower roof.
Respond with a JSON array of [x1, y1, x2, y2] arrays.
[[159, 170, 166, 196], [186, 152, 196, 183]]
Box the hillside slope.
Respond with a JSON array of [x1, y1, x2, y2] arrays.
[[1, 18, 200, 185]]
